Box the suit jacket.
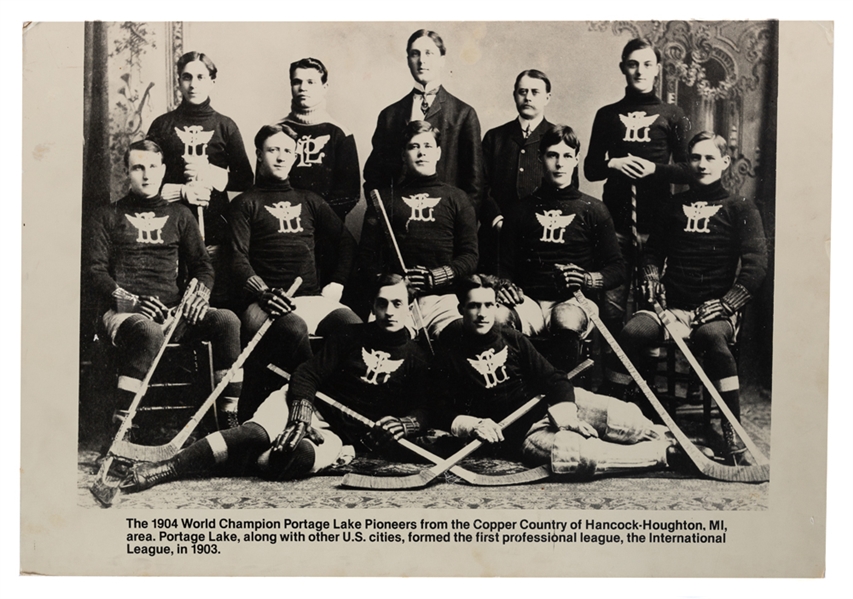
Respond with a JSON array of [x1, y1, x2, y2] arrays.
[[363, 85, 484, 211]]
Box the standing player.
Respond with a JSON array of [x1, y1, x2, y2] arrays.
[[363, 29, 483, 210], [584, 38, 691, 333], [87, 140, 243, 433], [497, 125, 625, 371], [602, 132, 767, 465], [229, 123, 361, 422]]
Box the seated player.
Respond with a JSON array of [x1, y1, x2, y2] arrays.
[[434, 275, 695, 478], [229, 123, 361, 422], [355, 120, 478, 337], [120, 274, 432, 492], [86, 140, 242, 432], [602, 131, 768, 465], [496, 125, 626, 370]]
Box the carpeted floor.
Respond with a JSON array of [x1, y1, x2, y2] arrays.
[[78, 386, 771, 511]]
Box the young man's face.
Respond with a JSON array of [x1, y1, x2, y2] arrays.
[[178, 60, 215, 105], [290, 67, 328, 110], [127, 150, 166, 198], [372, 281, 409, 333], [689, 139, 731, 186], [541, 141, 579, 189], [620, 47, 660, 94], [514, 75, 551, 121], [257, 132, 298, 181], [459, 287, 497, 336], [407, 36, 445, 87], [403, 131, 441, 177]]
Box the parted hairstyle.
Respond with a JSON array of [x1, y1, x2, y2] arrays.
[[620, 37, 661, 64], [407, 29, 446, 56], [124, 139, 163, 168], [177, 51, 218, 79], [253, 123, 299, 151], [515, 69, 551, 93], [289, 57, 328, 84], [455, 274, 496, 306], [539, 124, 582, 155], [375, 273, 415, 303], [401, 120, 442, 150], [688, 130, 729, 157]]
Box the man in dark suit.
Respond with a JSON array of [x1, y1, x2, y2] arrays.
[[362, 29, 483, 211]]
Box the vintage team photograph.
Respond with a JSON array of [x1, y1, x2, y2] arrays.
[[74, 20, 777, 511]]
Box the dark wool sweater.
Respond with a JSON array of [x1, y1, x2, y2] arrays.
[[434, 324, 574, 447], [228, 176, 356, 299], [357, 174, 479, 285], [279, 112, 361, 221], [645, 180, 768, 310], [147, 99, 254, 246], [87, 193, 214, 307], [584, 87, 691, 234], [499, 182, 626, 301], [287, 323, 432, 443]]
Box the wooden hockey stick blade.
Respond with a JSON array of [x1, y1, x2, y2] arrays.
[[90, 475, 123, 507], [574, 290, 769, 483], [651, 301, 769, 466], [110, 278, 303, 463], [341, 394, 546, 490]]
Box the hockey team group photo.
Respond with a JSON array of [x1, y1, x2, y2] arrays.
[[76, 20, 777, 510]]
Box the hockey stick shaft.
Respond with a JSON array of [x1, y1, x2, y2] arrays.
[[111, 278, 303, 462], [651, 300, 768, 465]]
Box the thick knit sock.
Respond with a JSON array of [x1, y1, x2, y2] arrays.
[[197, 309, 242, 371], [603, 313, 662, 400], [550, 329, 582, 373], [214, 369, 243, 428], [173, 422, 270, 476]]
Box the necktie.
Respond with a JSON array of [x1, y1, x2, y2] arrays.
[[414, 89, 436, 118], [523, 124, 531, 139]]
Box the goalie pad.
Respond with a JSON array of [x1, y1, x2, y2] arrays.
[[574, 388, 661, 444]]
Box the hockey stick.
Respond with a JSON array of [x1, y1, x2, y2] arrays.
[[109, 278, 304, 463], [650, 300, 769, 466], [574, 290, 769, 483], [197, 206, 206, 242], [268, 359, 591, 486], [90, 279, 199, 507], [367, 189, 434, 356]]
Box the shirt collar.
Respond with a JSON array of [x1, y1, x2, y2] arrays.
[[518, 114, 544, 135], [413, 81, 442, 95]]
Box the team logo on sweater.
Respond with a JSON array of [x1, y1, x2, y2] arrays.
[[174, 126, 214, 160], [296, 134, 331, 168], [402, 194, 441, 228], [360, 348, 404, 385], [125, 212, 169, 244], [467, 347, 510, 389], [535, 210, 576, 244], [265, 201, 304, 233], [683, 201, 722, 234], [619, 111, 659, 142]]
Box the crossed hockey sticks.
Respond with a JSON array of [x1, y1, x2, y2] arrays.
[[650, 299, 769, 466], [367, 189, 434, 356], [90, 278, 199, 507], [574, 290, 769, 483], [268, 360, 592, 487]]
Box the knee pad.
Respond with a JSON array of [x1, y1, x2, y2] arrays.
[[600, 396, 657, 444], [550, 430, 667, 476]]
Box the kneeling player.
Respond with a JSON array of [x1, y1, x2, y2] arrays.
[[120, 274, 432, 491], [435, 276, 694, 478]]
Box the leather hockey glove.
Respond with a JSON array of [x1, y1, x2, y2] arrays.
[[272, 399, 325, 453], [138, 296, 169, 323], [694, 284, 752, 326], [493, 278, 525, 307], [642, 264, 667, 309], [365, 415, 422, 450], [406, 265, 454, 293], [182, 281, 211, 325], [554, 263, 587, 293], [245, 275, 294, 318]]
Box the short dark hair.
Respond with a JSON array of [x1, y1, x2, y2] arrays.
[[688, 131, 729, 157], [455, 274, 496, 306], [254, 123, 299, 151], [177, 51, 217, 79], [407, 29, 446, 56], [539, 124, 582, 155], [124, 139, 163, 168], [620, 37, 661, 64], [289, 57, 328, 84], [401, 120, 441, 150], [375, 273, 414, 303], [514, 69, 551, 93]]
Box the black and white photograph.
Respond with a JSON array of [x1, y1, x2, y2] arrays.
[[18, 14, 835, 581]]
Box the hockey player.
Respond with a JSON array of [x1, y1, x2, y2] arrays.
[[363, 29, 483, 210], [584, 38, 691, 333], [120, 274, 432, 492], [229, 123, 361, 422], [602, 131, 768, 465], [356, 120, 479, 337], [86, 140, 243, 433], [433, 275, 693, 478], [146, 51, 254, 307], [496, 124, 626, 371]]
